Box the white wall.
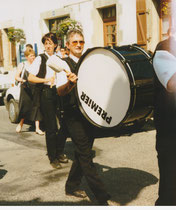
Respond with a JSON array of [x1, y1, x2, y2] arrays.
[[118, 0, 137, 45], [0, 0, 138, 70], [0, 0, 138, 49], [70, 1, 95, 49]]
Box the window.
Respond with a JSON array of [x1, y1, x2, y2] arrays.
[[49, 16, 69, 47], [160, 0, 171, 40], [4, 28, 17, 67], [102, 6, 117, 46]]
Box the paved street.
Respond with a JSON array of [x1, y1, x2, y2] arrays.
[[0, 105, 159, 206]]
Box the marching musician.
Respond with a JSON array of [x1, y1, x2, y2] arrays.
[[47, 29, 113, 205], [153, 27, 176, 205], [27, 32, 68, 169]]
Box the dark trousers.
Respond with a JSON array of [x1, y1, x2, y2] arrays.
[[62, 108, 110, 203], [155, 133, 176, 206], [41, 86, 66, 162]]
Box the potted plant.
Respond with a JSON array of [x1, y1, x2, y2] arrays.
[[7, 28, 26, 43], [161, 0, 171, 16], [56, 18, 83, 38]]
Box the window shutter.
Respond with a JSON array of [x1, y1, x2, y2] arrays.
[[136, 0, 147, 48], [0, 30, 4, 67]]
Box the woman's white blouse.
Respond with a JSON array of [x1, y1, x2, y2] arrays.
[[27, 52, 56, 86]]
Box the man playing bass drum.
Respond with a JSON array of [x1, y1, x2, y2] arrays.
[[47, 29, 114, 205]]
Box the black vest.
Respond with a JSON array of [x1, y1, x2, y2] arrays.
[[37, 53, 48, 78], [153, 37, 176, 139], [32, 54, 49, 108], [35, 53, 48, 89], [60, 57, 78, 110]]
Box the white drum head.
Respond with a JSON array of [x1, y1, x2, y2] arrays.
[[77, 48, 131, 128]]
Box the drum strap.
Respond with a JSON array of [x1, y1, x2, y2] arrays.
[[58, 57, 78, 117]]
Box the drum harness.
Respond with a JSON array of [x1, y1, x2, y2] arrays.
[[57, 57, 78, 120]]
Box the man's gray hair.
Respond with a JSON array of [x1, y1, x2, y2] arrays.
[[66, 29, 84, 43]]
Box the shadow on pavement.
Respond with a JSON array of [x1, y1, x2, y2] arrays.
[[0, 169, 7, 180], [95, 164, 158, 205], [79, 163, 158, 206], [0, 119, 157, 206], [0, 165, 158, 206], [58, 142, 158, 206]]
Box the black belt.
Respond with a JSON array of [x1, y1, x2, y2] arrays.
[[43, 85, 56, 89]]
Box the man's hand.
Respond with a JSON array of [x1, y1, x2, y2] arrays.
[[45, 76, 55, 84], [66, 72, 78, 84], [57, 72, 78, 96]]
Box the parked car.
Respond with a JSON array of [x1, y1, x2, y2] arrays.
[[4, 84, 20, 123], [0, 69, 14, 104]]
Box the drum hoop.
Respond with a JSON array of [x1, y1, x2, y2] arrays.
[[132, 44, 151, 59]]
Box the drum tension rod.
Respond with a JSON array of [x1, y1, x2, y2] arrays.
[[121, 59, 130, 64]]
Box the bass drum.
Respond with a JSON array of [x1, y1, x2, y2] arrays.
[[75, 45, 154, 129]]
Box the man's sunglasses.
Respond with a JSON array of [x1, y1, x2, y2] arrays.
[[71, 41, 85, 46]]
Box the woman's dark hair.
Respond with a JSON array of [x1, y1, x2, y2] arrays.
[[26, 44, 33, 49], [41, 32, 58, 50]]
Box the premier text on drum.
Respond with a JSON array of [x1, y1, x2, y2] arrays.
[[80, 91, 112, 125]]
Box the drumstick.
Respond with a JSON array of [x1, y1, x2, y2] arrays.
[[47, 55, 70, 74], [63, 69, 69, 74], [47, 57, 78, 83], [62, 69, 78, 82]]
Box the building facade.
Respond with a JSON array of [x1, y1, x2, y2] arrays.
[[0, 0, 171, 71]]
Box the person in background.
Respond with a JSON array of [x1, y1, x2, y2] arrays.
[[55, 45, 62, 58], [48, 29, 112, 205], [60, 47, 70, 58], [64, 46, 70, 57], [15, 48, 44, 135], [28, 32, 68, 169], [26, 44, 33, 50], [56, 46, 69, 58], [153, 27, 176, 205]]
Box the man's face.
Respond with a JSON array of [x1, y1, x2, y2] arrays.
[[66, 33, 84, 58]]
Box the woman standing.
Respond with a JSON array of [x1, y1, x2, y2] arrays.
[[28, 32, 67, 169], [15, 48, 44, 135]]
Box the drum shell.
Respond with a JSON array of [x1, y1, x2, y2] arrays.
[[113, 45, 154, 124]]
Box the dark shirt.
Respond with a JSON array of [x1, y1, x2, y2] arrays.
[[153, 37, 176, 149]]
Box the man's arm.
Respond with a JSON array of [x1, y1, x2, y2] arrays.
[[153, 50, 176, 92], [57, 72, 77, 96], [167, 72, 176, 92], [28, 73, 52, 84]]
